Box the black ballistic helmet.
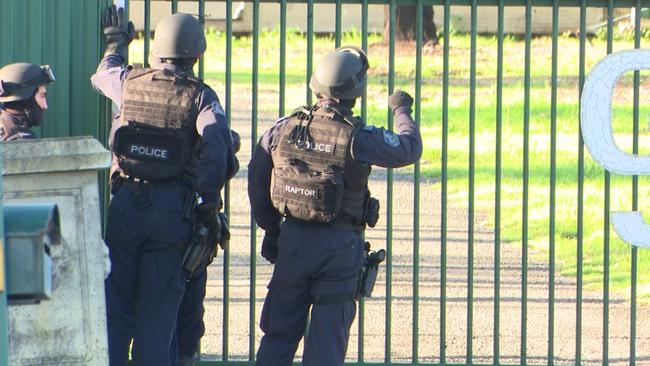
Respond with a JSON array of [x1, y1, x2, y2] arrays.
[[309, 46, 369, 100], [0, 63, 55, 103], [152, 13, 207, 60]]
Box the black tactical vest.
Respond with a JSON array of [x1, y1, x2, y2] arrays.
[[271, 105, 372, 226], [112, 67, 202, 182]]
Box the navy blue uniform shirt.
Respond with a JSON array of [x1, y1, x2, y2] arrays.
[[91, 54, 237, 204], [248, 99, 423, 235]]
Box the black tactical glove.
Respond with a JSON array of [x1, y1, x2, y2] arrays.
[[261, 233, 279, 264], [388, 90, 414, 114], [217, 212, 230, 250], [195, 202, 222, 245], [230, 129, 241, 153], [102, 5, 136, 59]]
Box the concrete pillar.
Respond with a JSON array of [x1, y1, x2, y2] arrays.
[[1, 137, 111, 366]]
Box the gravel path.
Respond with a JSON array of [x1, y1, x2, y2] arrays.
[[197, 102, 650, 365]]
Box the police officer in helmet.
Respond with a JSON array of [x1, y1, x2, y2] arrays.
[[91, 6, 238, 366], [0, 62, 55, 141], [248, 46, 422, 366]]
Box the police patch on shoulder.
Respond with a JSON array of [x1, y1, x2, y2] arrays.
[[383, 130, 400, 147], [211, 101, 225, 116], [363, 125, 375, 132]]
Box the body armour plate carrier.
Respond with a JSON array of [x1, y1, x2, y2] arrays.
[[112, 67, 201, 182], [271, 105, 372, 225]]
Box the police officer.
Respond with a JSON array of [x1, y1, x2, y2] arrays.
[[0, 62, 55, 141], [91, 6, 238, 366], [248, 46, 422, 366], [176, 127, 240, 366]]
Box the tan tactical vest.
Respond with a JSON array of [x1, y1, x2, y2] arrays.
[[112, 67, 202, 182], [271, 105, 371, 226]]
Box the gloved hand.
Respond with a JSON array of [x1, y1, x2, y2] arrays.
[[261, 232, 279, 264], [388, 90, 414, 114], [217, 212, 231, 250], [102, 5, 136, 58], [195, 202, 222, 244], [230, 129, 241, 153]]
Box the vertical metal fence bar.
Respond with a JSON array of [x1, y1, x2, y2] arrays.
[[576, 1, 586, 364], [385, 0, 396, 362], [124, 0, 131, 62], [223, 0, 233, 360], [494, 1, 504, 365], [631, 2, 641, 365], [198, 0, 205, 78], [279, 0, 286, 117], [549, 1, 559, 365], [603, 2, 614, 365], [521, 0, 532, 364], [358, 0, 368, 361], [143, 0, 150, 67], [467, 0, 477, 363], [335, 0, 342, 48], [413, 0, 423, 363], [250, 0, 260, 361], [171, 0, 177, 13], [441, 1, 451, 364], [0, 155, 7, 366], [306, 0, 314, 105]]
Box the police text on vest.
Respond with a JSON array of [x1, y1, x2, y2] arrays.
[[302, 141, 333, 153], [130, 144, 169, 159]]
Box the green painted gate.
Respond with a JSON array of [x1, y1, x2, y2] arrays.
[[1, 1, 648, 365]]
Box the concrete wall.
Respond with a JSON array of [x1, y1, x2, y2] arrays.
[[3, 137, 111, 366], [129, 1, 605, 35]]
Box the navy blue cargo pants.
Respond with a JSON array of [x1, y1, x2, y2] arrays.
[[105, 181, 192, 366], [176, 268, 207, 359], [255, 220, 364, 366]]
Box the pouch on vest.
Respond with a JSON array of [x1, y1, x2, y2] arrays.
[[271, 159, 344, 223], [113, 121, 191, 182]]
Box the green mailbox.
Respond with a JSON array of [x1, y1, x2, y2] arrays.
[[4, 204, 60, 305]]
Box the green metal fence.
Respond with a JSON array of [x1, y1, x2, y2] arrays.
[[2, 0, 649, 365], [102, 0, 649, 365]]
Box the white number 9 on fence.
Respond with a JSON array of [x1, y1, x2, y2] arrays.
[[581, 49, 650, 248]]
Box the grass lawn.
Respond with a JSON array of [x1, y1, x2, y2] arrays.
[[130, 28, 650, 300]]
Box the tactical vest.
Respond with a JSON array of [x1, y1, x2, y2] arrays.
[[112, 67, 202, 182], [271, 105, 372, 226]]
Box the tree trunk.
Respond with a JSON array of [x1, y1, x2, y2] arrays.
[[383, 5, 439, 46]]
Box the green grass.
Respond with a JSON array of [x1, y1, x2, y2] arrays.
[[130, 28, 650, 300]]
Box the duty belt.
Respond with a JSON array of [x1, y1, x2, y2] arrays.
[[285, 216, 364, 233], [112, 172, 192, 196]]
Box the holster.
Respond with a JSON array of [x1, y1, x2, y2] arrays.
[[182, 223, 218, 280], [354, 242, 386, 300]]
